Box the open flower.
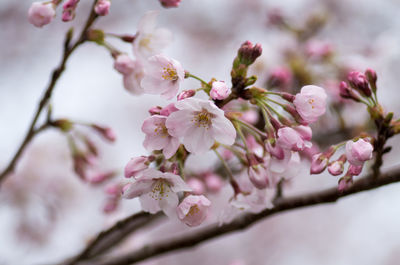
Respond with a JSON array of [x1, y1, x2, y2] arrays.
[[277, 127, 305, 151], [28, 2, 55, 28], [166, 98, 236, 154], [122, 168, 191, 217], [114, 55, 145, 95], [345, 139, 373, 166], [177, 195, 211, 227], [133, 11, 172, 59], [141, 54, 185, 99], [142, 115, 180, 159], [293, 85, 327, 124]]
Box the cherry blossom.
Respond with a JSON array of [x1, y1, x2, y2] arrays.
[[210, 81, 231, 100], [133, 11, 172, 59], [94, 0, 111, 16], [177, 195, 211, 227], [166, 98, 236, 154], [277, 127, 305, 151], [142, 115, 180, 159], [345, 139, 374, 166], [141, 54, 185, 99], [293, 85, 327, 124], [124, 156, 150, 178], [28, 2, 55, 28], [122, 168, 190, 217], [114, 55, 145, 94]]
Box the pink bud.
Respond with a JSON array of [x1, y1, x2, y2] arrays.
[[177, 90, 196, 101], [204, 173, 223, 193], [265, 140, 284, 160], [238, 41, 262, 66], [28, 2, 55, 28], [114, 54, 135, 75], [88, 171, 115, 184], [91, 125, 116, 142], [338, 176, 352, 192], [105, 183, 122, 196], [210, 81, 231, 100], [365, 68, 377, 86], [187, 178, 206, 195], [294, 125, 312, 141], [177, 195, 211, 227], [103, 199, 118, 213], [160, 103, 178, 116], [240, 109, 259, 124], [310, 153, 328, 174], [159, 0, 182, 8], [347, 164, 363, 176], [328, 160, 344, 176], [94, 0, 110, 16], [277, 127, 305, 151], [62, 0, 79, 22], [345, 139, 373, 166], [347, 71, 371, 97], [148, 106, 162, 115], [124, 156, 149, 178]]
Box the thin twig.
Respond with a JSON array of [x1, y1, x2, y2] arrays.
[[0, 1, 99, 186], [90, 167, 400, 265]]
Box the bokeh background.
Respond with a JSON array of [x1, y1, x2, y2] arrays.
[[1, 0, 400, 264]]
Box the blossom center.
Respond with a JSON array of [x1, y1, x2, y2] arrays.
[[187, 205, 200, 216], [308, 98, 315, 109], [154, 123, 169, 137], [150, 180, 171, 200], [162, 64, 178, 81], [192, 109, 213, 129]]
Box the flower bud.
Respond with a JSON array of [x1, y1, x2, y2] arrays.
[[266, 67, 291, 89], [210, 81, 231, 100], [347, 164, 363, 176], [339, 81, 360, 101], [114, 54, 135, 75], [28, 2, 56, 28], [327, 154, 346, 176], [91, 125, 116, 142], [238, 41, 262, 66], [160, 103, 178, 116], [338, 176, 352, 192], [177, 90, 196, 101], [187, 178, 205, 195], [148, 106, 162, 115], [310, 153, 328, 174], [160, 0, 182, 8], [94, 0, 111, 16], [277, 127, 305, 151], [177, 195, 211, 227], [365, 68, 377, 94], [124, 156, 153, 178], [204, 173, 223, 193], [62, 0, 79, 22], [345, 138, 373, 166], [347, 71, 371, 97]]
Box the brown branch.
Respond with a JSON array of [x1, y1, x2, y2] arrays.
[[64, 212, 164, 265], [0, 1, 99, 186], [89, 167, 400, 265]]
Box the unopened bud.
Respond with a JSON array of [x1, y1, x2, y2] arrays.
[[238, 41, 262, 66], [91, 125, 116, 142], [347, 71, 371, 97], [94, 0, 111, 16], [177, 90, 196, 101]]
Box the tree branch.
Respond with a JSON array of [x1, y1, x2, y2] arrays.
[[0, 1, 99, 186], [63, 212, 164, 265], [87, 167, 400, 265]]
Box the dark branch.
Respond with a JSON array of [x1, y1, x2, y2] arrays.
[[90, 167, 400, 265]]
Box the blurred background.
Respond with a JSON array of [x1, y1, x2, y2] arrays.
[[1, 0, 400, 264]]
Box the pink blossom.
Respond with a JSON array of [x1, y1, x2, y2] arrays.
[[115, 57, 145, 95], [133, 11, 172, 59], [265, 140, 284, 160], [28, 2, 55, 28], [293, 85, 327, 124], [338, 176, 352, 192], [345, 139, 373, 166], [160, 103, 178, 116], [210, 81, 231, 100], [310, 153, 328, 174], [160, 0, 182, 8], [114, 54, 135, 76], [124, 156, 149, 178], [248, 163, 270, 189], [177, 195, 211, 227], [177, 90, 196, 101], [347, 71, 371, 97], [62, 0, 79, 22], [142, 115, 180, 159], [94, 0, 110, 16], [91, 125, 116, 142], [348, 164, 363, 176], [294, 125, 312, 141], [277, 127, 305, 151], [187, 178, 205, 195], [122, 168, 191, 217], [166, 98, 236, 154], [204, 173, 223, 193], [328, 160, 344, 176], [141, 54, 185, 99]]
